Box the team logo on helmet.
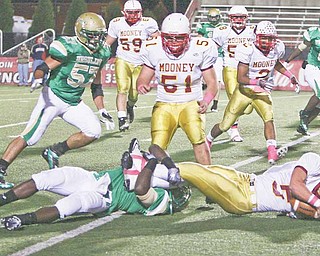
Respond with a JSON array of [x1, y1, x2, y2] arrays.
[[122, 0, 142, 25], [75, 12, 107, 51], [161, 13, 191, 59], [228, 6, 248, 31], [208, 8, 221, 26], [254, 21, 278, 55]]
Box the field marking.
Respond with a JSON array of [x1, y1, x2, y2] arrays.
[[8, 212, 123, 256]]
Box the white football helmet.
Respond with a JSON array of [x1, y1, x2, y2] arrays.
[[228, 6, 248, 31], [254, 21, 278, 55], [161, 13, 191, 58], [122, 0, 142, 25], [75, 12, 107, 51]]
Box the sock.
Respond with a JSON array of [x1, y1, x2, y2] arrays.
[[207, 133, 214, 142], [0, 190, 18, 206], [118, 111, 126, 118], [0, 159, 9, 172], [266, 139, 277, 148], [17, 212, 37, 225], [51, 141, 70, 156]]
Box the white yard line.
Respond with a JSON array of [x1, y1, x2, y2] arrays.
[[8, 213, 123, 256]]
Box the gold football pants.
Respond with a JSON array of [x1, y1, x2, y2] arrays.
[[151, 101, 206, 149], [115, 57, 142, 103], [178, 162, 254, 215]]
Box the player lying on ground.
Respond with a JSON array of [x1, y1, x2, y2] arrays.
[[0, 139, 190, 231], [146, 143, 320, 219]]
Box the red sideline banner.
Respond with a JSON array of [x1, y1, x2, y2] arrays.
[[0, 57, 312, 91], [0, 57, 33, 85]]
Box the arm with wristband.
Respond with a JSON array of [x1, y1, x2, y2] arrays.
[[198, 67, 218, 114], [92, 72, 115, 130]]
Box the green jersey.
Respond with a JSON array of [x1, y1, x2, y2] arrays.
[[196, 22, 223, 57], [48, 36, 111, 105], [94, 167, 170, 216], [304, 27, 320, 67]]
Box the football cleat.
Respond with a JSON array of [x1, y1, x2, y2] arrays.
[[121, 151, 133, 170], [297, 124, 310, 136], [119, 117, 129, 132], [210, 101, 218, 112], [0, 168, 14, 189], [268, 145, 288, 165], [1, 216, 22, 231], [227, 127, 243, 142], [128, 138, 140, 154], [126, 102, 135, 123], [42, 147, 59, 169]]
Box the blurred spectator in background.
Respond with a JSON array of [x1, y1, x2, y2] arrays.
[[31, 36, 48, 83], [17, 43, 30, 86]]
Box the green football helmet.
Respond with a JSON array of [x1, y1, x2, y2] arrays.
[[169, 186, 192, 214], [75, 12, 107, 51], [207, 8, 221, 26]]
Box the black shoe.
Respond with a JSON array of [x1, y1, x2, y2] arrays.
[[119, 117, 129, 132], [297, 124, 310, 136], [121, 151, 133, 169], [42, 147, 59, 169], [126, 102, 135, 123], [210, 101, 218, 112]]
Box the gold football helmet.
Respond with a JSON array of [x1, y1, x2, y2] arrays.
[[75, 12, 107, 51], [207, 8, 221, 26]]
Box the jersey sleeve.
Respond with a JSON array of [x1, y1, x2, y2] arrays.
[[49, 37, 71, 63], [235, 43, 253, 64], [276, 40, 286, 59], [200, 40, 217, 70], [144, 18, 159, 36], [140, 40, 156, 69], [196, 23, 205, 35], [212, 25, 228, 47], [107, 18, 119, 39], [143, 188, 170, 216], [295, 152, 320, 177]]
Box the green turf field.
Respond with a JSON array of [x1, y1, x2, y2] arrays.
[[1, 86, 320, 256]]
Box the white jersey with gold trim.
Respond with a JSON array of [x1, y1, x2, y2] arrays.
[[107, 16, 159, 65], [235, 40, 285, 90], [212, 25, 255, 68], [140, 36, 218, 103], [254, 152, 320, 213]]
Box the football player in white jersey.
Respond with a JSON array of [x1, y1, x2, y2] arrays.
[[206, 21, 299, 164], [105, 0, 160, 132], [145, 143, 320, 219], [137, 13, 219, 165], [211, 6, 255, 142]]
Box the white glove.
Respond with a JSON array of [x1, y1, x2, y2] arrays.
[[168, 167, 182, 186], [290, 75, 300, 93], [257, 79, 273, 91], [30, 78, 44, 93], [99, 109, 115, 130]]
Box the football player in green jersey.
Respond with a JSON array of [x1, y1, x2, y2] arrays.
[[286, 19, 320, 136], [0, 12, 114, 189], [196, 8, 224, 112], [0, 139, 191, 231]]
